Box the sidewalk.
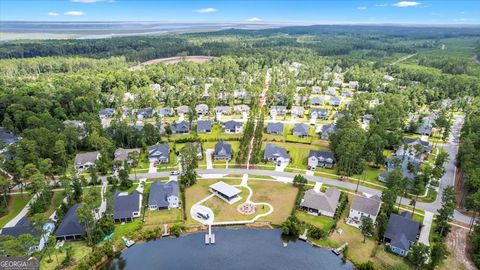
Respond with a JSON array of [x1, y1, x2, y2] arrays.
[[419, 211, 434, 246]]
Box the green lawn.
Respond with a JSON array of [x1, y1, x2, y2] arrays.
[[296, 211, 335, 230], [42, 191, 65, 219], [144, 208, 183, 228], [112, 219, 142, 240], [40, 241, 91, 270], [0, 194, 32, 227]]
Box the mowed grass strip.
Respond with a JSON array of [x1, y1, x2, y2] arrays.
[[0, 194, 32, 227]]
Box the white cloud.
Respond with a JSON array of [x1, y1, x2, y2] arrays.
[[375, 4, 388, 7], [453, 18, 473, 22], [194, 8, 217, 13], [393, 1, 421, 8], [357, 6, 368, 10], [47, 12, 59, 16], [246, 17, 262, 22], [64, 11, 85, 16]]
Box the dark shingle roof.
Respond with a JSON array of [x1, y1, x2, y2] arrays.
[[55, 204, 86, 237], [148, 144, 169, 159], [215, 141, 232, 157], [293, 123, 309, 135], [267, 122, 284, 134], [114, 191, 141, 220], [197, 120, 212, 132], [384, 212, 420, 250], [224, 120, 242, 130], [171, 121, 190, 133], [148, 181, 179, 208], [1, 217, 36, 237], [264, 144, 290, 160]]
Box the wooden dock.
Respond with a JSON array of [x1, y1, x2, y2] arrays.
[[162, 224, 170, 236], [299, 229, 308, 241]]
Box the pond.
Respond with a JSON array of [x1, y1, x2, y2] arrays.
[[102, 228, 353, 270]]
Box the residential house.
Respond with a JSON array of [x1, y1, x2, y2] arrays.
[[113, 191, 142, 223], [170, 121, 190, 134], [384, 75, 395, 81], [347, 194, 382, 228], [234, 89, 247, 99], [0, 127, 21, 153], [215, 106, 231, 115], [333, 80, 343, 87], [195, 104, 209, 116], [114, 148, 141, 166], [329, 96, 341, 107], [395, 138, 431, 158], [416, 117, 433, 136], [292, 123, 309, 138], [203, 83, 212, 98], [270, 106, 287, 117], [148, 144, 170, 163], [99, 108, 115, 118], [55, 204, 86, 240], [321, 124, 337, 140], [300, 187, 341, 217], [176, 105, 190, 115], [223, 120, 243, 134], [312, 86, 322, 94], [148, 181, 180, 210], [308, 150, 335, 169], [378, 156, 420, 183], [383, 212, 421, 256], [349, 81, 359, 89], [310, 96, 323, 106], [74, 151, 100, 171], [197, 120, 212, 134], [291, 106, 305, 118], [214, 141, 232, 160], [234, 104, 250, 114], [362, 114, 374, 128], [63, 120, 87, 139], [311, 109, 329, 120], [266, 122, 284, 135], [1, 217, 55, 252], [137, 107, 153, 120], [157, 107, 174, 117], [326, 87, 337, 96], [264, 143, 290, 166]]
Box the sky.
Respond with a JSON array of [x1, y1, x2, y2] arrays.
[[0, 0, 479, 25]]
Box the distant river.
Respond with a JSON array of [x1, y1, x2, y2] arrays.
[[101, 228, 353, 270]]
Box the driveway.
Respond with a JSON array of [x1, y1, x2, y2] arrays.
[[148, 162, 157, 173], [3, 194, 38, 228], [205, 149, 214, 169], [419, 211, 434, 246]]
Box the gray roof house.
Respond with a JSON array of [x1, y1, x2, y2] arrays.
[[291, 106, 305, 117], [326, 87, 337, 96], [0, 127, 21, 153], [404, 138, 431, 153], [74, 151, 100, 171], [270, 106, 287, 116], [310, 96, 323, 106], [99, 108, 115, 118], [157, 107, 174, 117], [148, 181, 180, 210], [383, 212, 421, 257], [224, 120, 243, 134], [176, 105, 190, 115], [114, 148, 141, 165], [395, 138, 431, 159], [234, 104, 250, 114], [333, 80, 343, 87], [311, 109, 329, 120], [349, 81, 359, 89], [347, 194, 382, 228], [137, 107, 153, 119], [63, 120, 87, 139], [321, 124, 337, 140], [197, 120, 212, 134], [264, 143, 290, 165], [293, 123, 309, 138], [215, 106, 231, 115], [379, 156, 420, 183], [148, 144, 170, 163], [113, 191, 142, 223], [341, 90, 353, 97], [329, 96, 342, 107], [171, 121, 190, 134], [308, 150, 335, 169], [55, 204, 86, 240], [266, 122, 284, 135], [214, 141, 232, 160], [1, 217, 55, 252], [312, 86, 322, 94], [195, 104, 209, 116], [300, 187, 341, 217], [416, 117, 433, 136]]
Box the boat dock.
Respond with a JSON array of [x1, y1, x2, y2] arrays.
[[162, 224, 170, 236], [205, 224, 215, 245], [299, 229, 308, 241]]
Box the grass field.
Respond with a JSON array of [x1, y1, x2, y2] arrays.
[[296, 210, 335, 230], [42, 191, 65, 219], [40, 241, 91, 270], [144, 208, 183, 228], [0, 194, 32, 227]]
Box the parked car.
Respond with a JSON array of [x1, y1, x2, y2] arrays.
[[170, 170, 180, 175]]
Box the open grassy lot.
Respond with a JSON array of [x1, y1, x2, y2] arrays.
[[40, 241, 91, 270], [249, 180, 298, 224], [260, 141, 329, 170], [42, 191, 65, 219], [112, 219, 142, 240], [0, 194, 32, 227], [284, 124, 316, 144], [144, 208, 183, 229], [296, 210, 335, 230]]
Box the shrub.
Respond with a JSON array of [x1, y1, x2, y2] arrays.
[[307, 225, 326, 240]]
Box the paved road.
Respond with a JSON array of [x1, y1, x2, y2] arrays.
[[133, 116, 472, 224]]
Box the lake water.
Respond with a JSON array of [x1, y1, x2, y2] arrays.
[[101, 228, 353, 270]]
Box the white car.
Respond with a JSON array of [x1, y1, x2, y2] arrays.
[[170, 170, 180, 175]]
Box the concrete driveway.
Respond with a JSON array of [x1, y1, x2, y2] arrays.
[[205, 149, 214, 169], [419, 211, 434, 246], [148, 162, 157, 173]]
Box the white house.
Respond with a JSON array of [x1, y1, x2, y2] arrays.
[[347, 194, 382, 228]]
